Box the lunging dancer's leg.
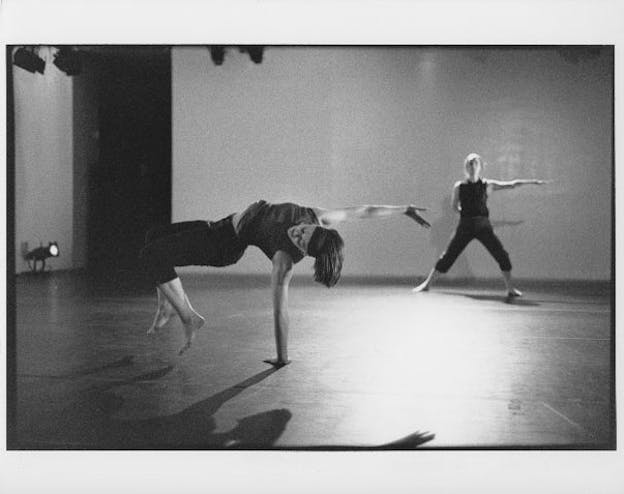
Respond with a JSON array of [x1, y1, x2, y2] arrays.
[[501, 271, 522, 298], [476, 227, 520, 298], [140, 223, 209, 354], [413, 225, 473, 292]]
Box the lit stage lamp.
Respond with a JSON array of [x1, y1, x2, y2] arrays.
[[24, 242, 60, 273], [13, 47, 46, 74]]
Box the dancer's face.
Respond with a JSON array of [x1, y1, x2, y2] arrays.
[[287, 224, 318, 254]]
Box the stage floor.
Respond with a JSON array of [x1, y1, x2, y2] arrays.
[[9, 271, 614, 449]]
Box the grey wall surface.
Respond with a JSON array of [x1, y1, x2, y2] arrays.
[[171, 47, 610, 280]]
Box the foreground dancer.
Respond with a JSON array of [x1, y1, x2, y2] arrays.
[[140, 200, 430, 362], [413, 153, 547, 298]]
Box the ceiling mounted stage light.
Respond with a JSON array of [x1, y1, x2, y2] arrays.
[[24, 241, 60, 273], [240, 46, 264, 64], [13, 47, 46, 74], [210, 46, 225, 66], [53, 47, 82, 76]]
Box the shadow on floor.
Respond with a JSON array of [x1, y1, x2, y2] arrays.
[[23, 361, 436, 450], [462, 293, 541, 306], [376, 430, 435, 449], [435, 290, 541, 306], [60, 355, 136, 378], [112, 367, 290, 449], [291, 430, 436, 450], [39, 366, 289, 449]]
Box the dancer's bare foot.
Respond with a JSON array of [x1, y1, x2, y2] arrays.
[[147, 300, 178, 334], [263, 358, 291, 368], [178, 312, 205, 355], [506, 288, 523, 299], [412, 281, 430, 293]]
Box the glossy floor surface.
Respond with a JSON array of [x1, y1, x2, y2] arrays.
[[9, 272, 614, 449]]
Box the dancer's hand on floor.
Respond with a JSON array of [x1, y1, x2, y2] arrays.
[[263, 358, 291, 368]]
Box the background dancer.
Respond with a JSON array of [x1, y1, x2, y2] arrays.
[[413, 153, 548, 298]]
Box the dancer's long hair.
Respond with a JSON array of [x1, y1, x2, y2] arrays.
[[312, 229, 344, 288]]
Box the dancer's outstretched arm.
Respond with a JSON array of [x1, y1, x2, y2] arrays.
[[487, 179, 549, 191], [264, 250, 294, 367], [314, 204, 430, 228]]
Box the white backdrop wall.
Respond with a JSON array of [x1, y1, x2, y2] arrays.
[[172, 46, 612, 280]]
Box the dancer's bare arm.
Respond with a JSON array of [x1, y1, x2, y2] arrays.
[[313, 204, 430, 228], [264, 250, 294, 367], [487, 179, 549, 192], [451, 181, 461, 213]]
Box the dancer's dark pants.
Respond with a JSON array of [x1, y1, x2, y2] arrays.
[[434, 216, 512, 273], [139, 216, 247, 285]]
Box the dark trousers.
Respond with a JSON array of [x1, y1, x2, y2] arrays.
[[139, 217, 247, 285], [434, 216, 512, 273]]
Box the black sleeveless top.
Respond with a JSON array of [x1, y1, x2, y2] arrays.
[[236, 200, 320, 263], [459, 179, 489, 218]]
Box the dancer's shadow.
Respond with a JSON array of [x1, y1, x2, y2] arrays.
[[47, 362, 433, 450], [461, 293, 541, 306], [436, 289, 541, 306], [60, 355, 135, 378], [57, 366, 290, 449], [110, 367, 290, 449], [491, 219, 524, 229], [105, 366, 434, 449], [372, 430, 436, 449], [293, 430, 436, 450]]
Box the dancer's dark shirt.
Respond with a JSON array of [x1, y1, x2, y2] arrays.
[[459, 179, 489, 218], [236, 200, 320, 263]]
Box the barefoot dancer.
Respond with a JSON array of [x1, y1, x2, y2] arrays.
[[140, 200, 430, 361], [413, 153, 547, 298]]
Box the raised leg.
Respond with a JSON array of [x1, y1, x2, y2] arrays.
[[147, 287, 178, 334], [158, 277, 205, 355]]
